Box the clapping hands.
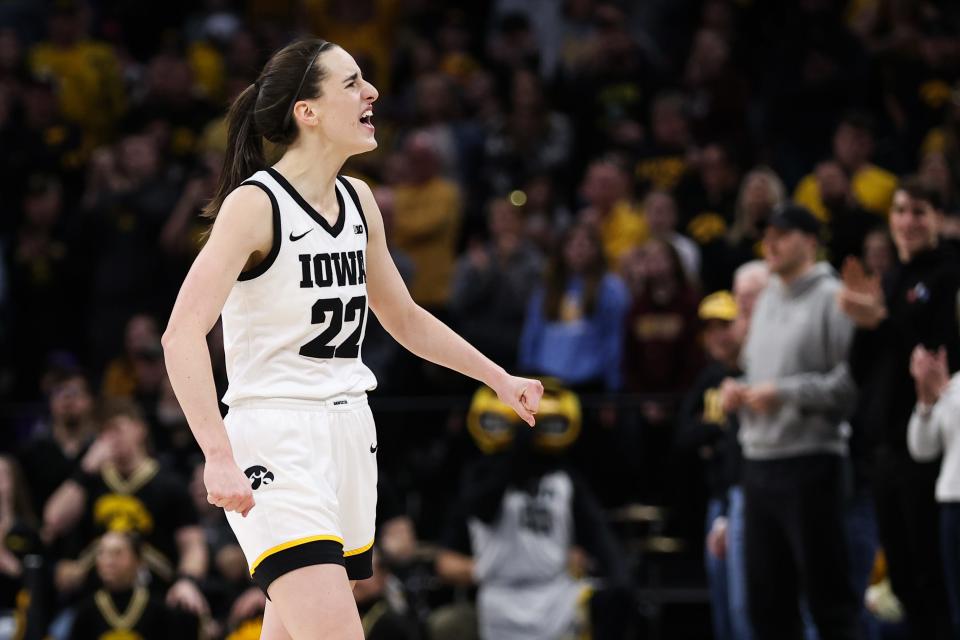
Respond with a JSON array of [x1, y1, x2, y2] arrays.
[[837, 257, 887, 329], [910, 345, 950, 405]]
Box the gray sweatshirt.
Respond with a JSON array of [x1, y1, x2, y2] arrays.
[[739, 262, 857, 460]]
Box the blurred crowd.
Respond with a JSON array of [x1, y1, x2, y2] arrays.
[[2, 0, 960, 638]]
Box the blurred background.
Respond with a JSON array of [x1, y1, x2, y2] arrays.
[[1, 0, 960, 638]]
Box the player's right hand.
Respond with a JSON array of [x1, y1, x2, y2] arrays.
[[204, 456, 255, 517]]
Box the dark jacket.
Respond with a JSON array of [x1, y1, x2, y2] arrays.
[[849, 244, 960, 457], [677, 361, 744, 501]]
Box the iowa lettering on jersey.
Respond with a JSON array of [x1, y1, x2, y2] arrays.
[[297, 250, 368, 359], [298, 251, 367, 288]]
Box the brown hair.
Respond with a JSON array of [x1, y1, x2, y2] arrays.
[[203, 38, 337, 221], [97, 397, 146, 426], [897, 175, 944, 212], [543, 224, 607, 321]]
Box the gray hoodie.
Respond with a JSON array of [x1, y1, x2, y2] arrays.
[[739, 262, 857, 460]]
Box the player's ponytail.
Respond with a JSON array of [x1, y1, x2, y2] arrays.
[[203, 38, 336, 223], [203, 82, 262, 221]]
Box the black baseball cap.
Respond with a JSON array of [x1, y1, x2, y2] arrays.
[[768, 203, 821, 237]]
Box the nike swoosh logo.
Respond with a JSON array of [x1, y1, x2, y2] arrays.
[[370, 443, 378, 453], [289, 229, 313, 242]]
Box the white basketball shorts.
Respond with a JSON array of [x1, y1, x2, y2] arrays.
[[222, 395, 378, 592]]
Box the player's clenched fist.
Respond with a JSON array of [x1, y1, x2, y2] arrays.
[[204, 455, 256, 517], [495, 375, 545, 427]]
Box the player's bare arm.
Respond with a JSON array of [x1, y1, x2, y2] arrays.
[[349, 176, 544, 425], [162, 185, 273, 516]]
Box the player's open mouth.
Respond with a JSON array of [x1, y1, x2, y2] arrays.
[[360, 109, 374, 131]]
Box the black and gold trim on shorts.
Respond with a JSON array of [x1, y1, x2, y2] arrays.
[[251, 535, 375, 593], [343, 539, 374, 581]]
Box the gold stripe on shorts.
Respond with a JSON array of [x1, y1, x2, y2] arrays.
[[250, 534, 345, 574], [344, 539, 375, 557]]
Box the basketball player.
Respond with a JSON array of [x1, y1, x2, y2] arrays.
[[161, 39, 544, 640]]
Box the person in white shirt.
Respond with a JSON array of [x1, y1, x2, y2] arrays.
[[907, 344, 960, 638]]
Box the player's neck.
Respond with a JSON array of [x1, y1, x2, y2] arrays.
[[272, 139, 347, 210]]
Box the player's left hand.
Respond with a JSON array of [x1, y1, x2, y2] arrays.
[[495, 375, 544, 427]]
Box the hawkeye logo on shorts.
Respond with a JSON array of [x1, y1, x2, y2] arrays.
[[244, 465, 275, 490]]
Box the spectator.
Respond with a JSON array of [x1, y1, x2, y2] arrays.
[[642, 189, 701, 287], [622, 239, 702, 406], [304, 0, 401, 92], [520, 172, 573, 253], [678, 142, 741, 263], [861, 227, 895, 279], [634, 91, 692, 194], [101, 313, 169, 431], [559, 3, 660, 159], [519, 223, 629, 392], [8, 174, 83, 397], [814, 160, 878, 269], [353, 549, 420, 639], [18, 369, 95, 516], [677, 290, 746, 640], [839, 179, 959, 639], [723, 167, 787, 290], [68, 531, 199, 640], [793, 112, 898, 221], [158, 149, 223, 295], [42, 399, 209, 618], [482, 68, 573, 200], [451, 197, 543, 370], [410, 71, 482, 191], [28, 1, 125, 148], [391, 131, 463, 313], [908, 345, 960, 639], [577, 158, 648, 267], [720, 204, 859, 638], [8, 75, 86, 199], [683, 28, 749, 145], [77, 131, 183, 366], [918, 150, 959, 217], [724, 259, 770, 640], [125, 52, 218, 163], [0, 455, 42, 639], [436, 413, 630, 640]]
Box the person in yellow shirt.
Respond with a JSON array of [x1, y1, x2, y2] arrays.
[[793, 112, 897, 221], [29, 3, 125, 149], [301, 0, 399, 93], [391, 132, 463, 311], [577, 158, 648, 267]]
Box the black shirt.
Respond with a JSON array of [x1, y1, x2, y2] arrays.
[[68, 586, 198, 640], [677, 361, 744, 500], [849, 245, 960, 456], [18, 434, 89, 517], [74, 460, 198, 584]]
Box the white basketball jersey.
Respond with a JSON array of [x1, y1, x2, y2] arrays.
[[220, 168, 377, 407]]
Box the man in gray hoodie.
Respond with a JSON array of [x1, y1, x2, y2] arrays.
[[720, 204, 860, 639]]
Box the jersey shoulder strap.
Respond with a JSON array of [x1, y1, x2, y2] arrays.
[[236, 175, 281, 282], [336, 175, 368, 241]]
